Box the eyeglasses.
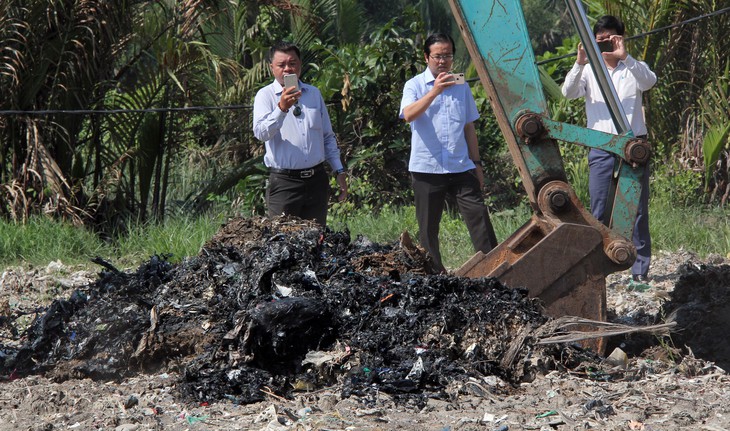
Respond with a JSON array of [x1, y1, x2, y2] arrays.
[[429, 54, 454, 61]]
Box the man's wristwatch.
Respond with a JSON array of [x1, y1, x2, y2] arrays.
[[336, 168, 347, 175]]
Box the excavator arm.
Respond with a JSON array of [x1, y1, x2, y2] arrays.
[[447, 0, 651, 352]]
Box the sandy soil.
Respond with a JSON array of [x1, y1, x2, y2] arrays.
[[1, 249, 729, 431]]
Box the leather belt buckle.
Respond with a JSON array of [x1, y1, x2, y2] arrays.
[[300, 168, 314, 178]]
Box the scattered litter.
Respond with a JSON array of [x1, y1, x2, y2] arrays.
[[123, 395, 138, 410], [254, 404, 278, 424], [296, 406, 312, 418], [535, 410, 557, 419], [185, 414, 209, 424], [482, 412, 508, 423], [583, 398, 614, 419], [605, 347, 629, 369], [628, 420, 645, 430]]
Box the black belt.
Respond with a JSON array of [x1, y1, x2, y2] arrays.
[[269, 162, 325, 178]]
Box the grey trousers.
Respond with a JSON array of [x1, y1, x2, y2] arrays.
[[588, 148, 651, 277], [411, 171, 497, 273]]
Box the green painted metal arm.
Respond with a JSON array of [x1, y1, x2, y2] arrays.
[[541, 118, 647, 237]]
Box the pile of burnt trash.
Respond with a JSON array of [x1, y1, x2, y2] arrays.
[[661, 262, 730, 372], [1, 217, 560, 405]]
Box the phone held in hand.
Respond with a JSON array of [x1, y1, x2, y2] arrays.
[[283, 73, 299, 90], [597, 40, 613, 53], [448, 73, 465, 84]]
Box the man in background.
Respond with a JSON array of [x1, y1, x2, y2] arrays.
[[400, 33, 497, 273], [253, 41, 348, 226], [562, 15, 657, 282]]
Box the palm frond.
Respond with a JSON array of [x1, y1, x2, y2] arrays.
[[0, 3, 28, 100], [702, 123, 730, 186]]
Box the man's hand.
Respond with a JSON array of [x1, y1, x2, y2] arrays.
[[474, 165, 485, 190], [336, 172, 348, 202], [278, 86, 301, 112], [431, 72, 457, 95], [576, 42, 588, 65], [401, 72, 456, 122], [578, 35, 628, 66]]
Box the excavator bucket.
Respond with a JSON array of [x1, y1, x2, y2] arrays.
[[456, 217, 612, 353], [454, 181, 636, 356]]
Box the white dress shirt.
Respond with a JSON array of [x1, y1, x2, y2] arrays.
[[561, 55, 656, 136], [253, 79, 343, 171]]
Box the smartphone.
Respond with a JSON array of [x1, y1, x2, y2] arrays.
[[448, 73, 466, 84], [597, 40, 613, 53], [283, 73, 299, 90]]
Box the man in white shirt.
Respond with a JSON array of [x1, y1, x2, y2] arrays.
[[253, 42, 348, 226], [561, 15, 657, 282]]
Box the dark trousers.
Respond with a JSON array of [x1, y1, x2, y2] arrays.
[[411, 171, 497, 273], [588, 148, 651, 276], [267, 169, 330, 225]]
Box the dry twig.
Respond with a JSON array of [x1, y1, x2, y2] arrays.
[[536, 316, 676, 345]]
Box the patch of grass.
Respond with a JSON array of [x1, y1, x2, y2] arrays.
[[329, 205, 419, 244], [0, 200, 727, 272], [332, 201, 730, 270], [0, 214, 224, 269], [650, 202, 730, 257], [115, 215, 225, 266], [0, 217, 107, 266]]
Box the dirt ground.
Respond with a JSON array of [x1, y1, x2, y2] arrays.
[[1, 219, 729, 431]]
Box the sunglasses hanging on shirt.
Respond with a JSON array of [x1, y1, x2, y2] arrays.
[[293, 103, 302, 117]]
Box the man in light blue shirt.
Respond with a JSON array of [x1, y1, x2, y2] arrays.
[[253, 42, 348, 226], [399, 33, 496, 273]]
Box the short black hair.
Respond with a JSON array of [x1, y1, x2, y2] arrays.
[[593, 15, 625, 36], [268, 41, 301, 63], [424, 33, 455, 56]]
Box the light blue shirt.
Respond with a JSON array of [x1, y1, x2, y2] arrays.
[[399, 68, 480, 174], [253, 79, 343, 171]]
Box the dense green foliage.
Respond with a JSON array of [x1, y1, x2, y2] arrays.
[[0, 0, 728, 236]]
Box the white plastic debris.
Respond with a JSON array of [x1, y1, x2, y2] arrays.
[[406, 356, 424, 381], [606, 347, 629, 369]]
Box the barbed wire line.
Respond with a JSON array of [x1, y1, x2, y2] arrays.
[[0, 104, 254, 116], [0, 101, 343, 117]]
